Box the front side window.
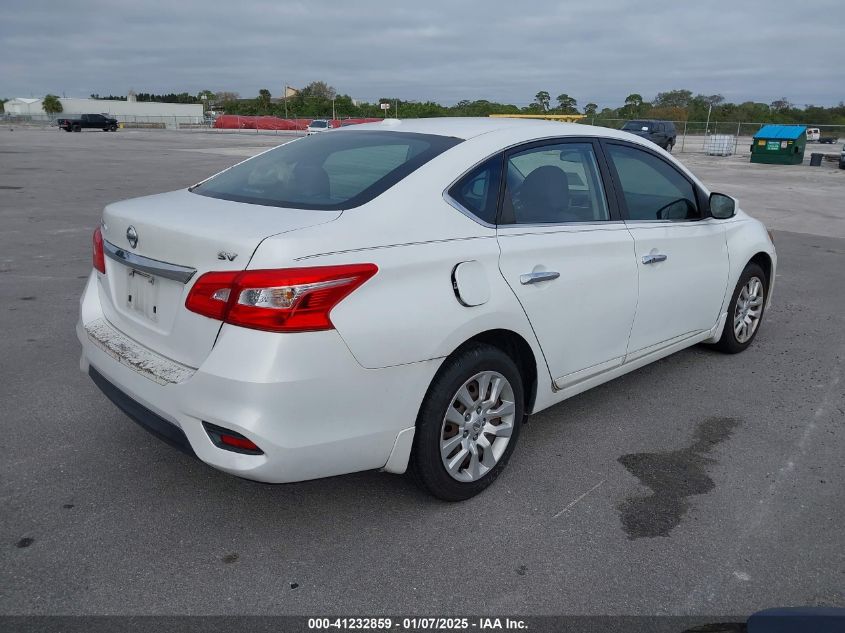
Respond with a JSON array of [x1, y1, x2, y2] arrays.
[[501, 142, 610, 224], [447, 155, 503, 225], [606, 144, 699, 221], [192, 131, 461, 210]]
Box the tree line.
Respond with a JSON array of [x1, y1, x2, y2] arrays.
[[215, 84, 845, 125], [5, 86, 844, 125]]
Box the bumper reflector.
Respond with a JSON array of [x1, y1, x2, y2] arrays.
[[202, 422, 264, 455]]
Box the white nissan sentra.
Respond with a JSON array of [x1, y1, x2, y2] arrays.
[[78, 118, 776, 500]]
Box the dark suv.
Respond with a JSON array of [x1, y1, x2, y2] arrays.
[[621, 120, 677, 152]]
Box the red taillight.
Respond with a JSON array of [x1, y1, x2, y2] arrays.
[[184, 270, 239, 321], [185, 264, 377, 333], [93, 227, 106, 274]]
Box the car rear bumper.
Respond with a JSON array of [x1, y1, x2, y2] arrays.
[[77, 273, 437, 483], [88, 366, 196, 457]]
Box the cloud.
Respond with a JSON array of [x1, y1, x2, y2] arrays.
[[1, 0, 842, 107]]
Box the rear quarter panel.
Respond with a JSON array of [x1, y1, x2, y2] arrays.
[[325, 234, 547, 372]]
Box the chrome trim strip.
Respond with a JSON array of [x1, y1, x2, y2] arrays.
[[103, 240, 196, 284], [496, 220, 626, 231], [442, 191, 497, 229], [623, 219, 706, 225]]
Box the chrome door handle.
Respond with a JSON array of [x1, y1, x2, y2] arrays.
[[520, 271, 560, 285], [641, 253, 668, 265]]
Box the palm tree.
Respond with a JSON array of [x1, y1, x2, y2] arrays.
[[42, 94, 63, 117]]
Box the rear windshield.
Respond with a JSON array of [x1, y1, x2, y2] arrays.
[[310, 120, 328, 128], [192, 131, 462, 210], [622, 121, 651, 131]]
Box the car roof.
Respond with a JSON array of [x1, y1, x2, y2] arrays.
[[340, 116, 646, 142], [626, 119, 673, 124]]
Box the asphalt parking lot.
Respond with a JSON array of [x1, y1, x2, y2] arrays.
[[1, 128, 843, 617]]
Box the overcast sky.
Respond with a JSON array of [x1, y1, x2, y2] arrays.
[[2, 0, 843, 108]]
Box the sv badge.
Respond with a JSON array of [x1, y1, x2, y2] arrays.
[[217, 251, 238, 262]]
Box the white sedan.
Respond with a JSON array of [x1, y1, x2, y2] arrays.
[[306, 119, 332, 135], [78, 118, 776, 500]]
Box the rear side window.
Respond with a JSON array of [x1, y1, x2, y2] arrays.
[[501, 142, 610, 224], [447, 155, 503, 224], [606, 144, 699, 221], [192, 131, 461, 210]]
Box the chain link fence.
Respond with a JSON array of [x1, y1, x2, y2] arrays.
[[1, 113, 210, 130], [583, 118, 844, 155], [4, 113, 843, 154], [1, 113, 311, 136]]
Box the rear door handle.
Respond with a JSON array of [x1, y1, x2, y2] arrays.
[[641, 253, 668, 265], [520, 271, 560, 285]]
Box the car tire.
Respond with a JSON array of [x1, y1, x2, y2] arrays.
[[72, 124, 81, 132], [110, 125, 117, 131], [410, 342, 524, 501], [665, 140, 674, 153], [714, 262, 767, 354]]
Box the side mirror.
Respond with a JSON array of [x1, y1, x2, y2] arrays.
[[710, 192, 736, 219]]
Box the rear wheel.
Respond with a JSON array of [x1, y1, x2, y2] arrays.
[[665, 139, 675, 152], [410, 343, 524, 501], [714, 262, 766, 353]]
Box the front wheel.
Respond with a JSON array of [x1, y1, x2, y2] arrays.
[[410, 343, 524, 501], [714, 262, 767, 353], [665, 139, 675, 152]]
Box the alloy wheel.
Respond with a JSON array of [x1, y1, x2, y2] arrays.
[[439, 371, 516, 482], [734, 276, 764, 343]]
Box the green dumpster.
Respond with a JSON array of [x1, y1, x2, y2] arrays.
[[750, 125, 806, 165]]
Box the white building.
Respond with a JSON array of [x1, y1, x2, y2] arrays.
[[4, 98, 43, 115], [4, 95, 204, 128]]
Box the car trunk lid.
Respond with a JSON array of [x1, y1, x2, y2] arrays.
[[98, 188, 340, 367]]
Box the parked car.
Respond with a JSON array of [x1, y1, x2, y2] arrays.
[[621, 119, 677, 151], [840, 144, 845, 169], [819, 134, 839, 144], [806, 128, 821, 142], [58, 113, 119, 132], [306, 119, 332, 135], [78, 118, 776, 500]]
